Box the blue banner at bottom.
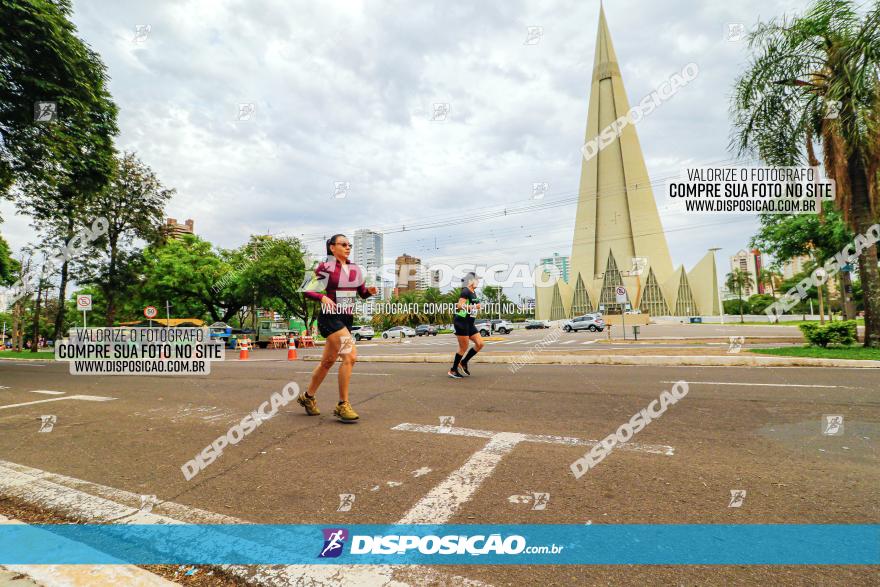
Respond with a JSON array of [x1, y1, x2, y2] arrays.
[[0, 524, 876, 565]]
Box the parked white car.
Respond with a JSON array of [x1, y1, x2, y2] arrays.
[[350, 325, 374, 341], [381, 326, 416, 339]]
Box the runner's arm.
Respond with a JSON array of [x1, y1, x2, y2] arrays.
[[356, 266, 373, 299], [304, 263, 333, 305]]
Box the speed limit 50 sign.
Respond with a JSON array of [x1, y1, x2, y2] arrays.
[[144, 306, 158, 319]]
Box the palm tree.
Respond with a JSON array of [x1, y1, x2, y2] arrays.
[[731, 0, 880, 346], [726, 269, 754, 323], [757, 267, 782, 300]]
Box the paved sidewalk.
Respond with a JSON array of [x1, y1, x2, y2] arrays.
[[305, 353, 880, 368]]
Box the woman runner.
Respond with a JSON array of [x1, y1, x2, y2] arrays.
[[448, 272, 485, 378], [298, 234, 377, 421]]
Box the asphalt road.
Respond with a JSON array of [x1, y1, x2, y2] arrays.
[[268, 323, 807, 358], [2, 357, 878, 585]]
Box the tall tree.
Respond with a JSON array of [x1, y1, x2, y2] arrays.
[[3, 0, 119, 335], [726, 269, 754, 323], [0, 233, 15, 285], [139, 234, 250, 323], [9, 253, 31, 351], [237, 236, 314, 327], [732, 0, 880, 346], [756, 267, 782, 300], [0, 0, 118, 199], [751, 205, 855, 320], [79, 153, 172, 325]]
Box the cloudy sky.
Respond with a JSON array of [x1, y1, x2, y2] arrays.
[[2, 0, 809, 298]]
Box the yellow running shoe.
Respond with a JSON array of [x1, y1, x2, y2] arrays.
[[333, 401, 359, 422], [297, 390, 320, 416]]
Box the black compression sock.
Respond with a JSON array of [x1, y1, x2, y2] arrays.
[[452, 353, 463, 372], [461, 347, 478, 367]]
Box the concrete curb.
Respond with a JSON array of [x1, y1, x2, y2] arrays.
[[304, 353, 880, 368], [0, 459, 486, 587]]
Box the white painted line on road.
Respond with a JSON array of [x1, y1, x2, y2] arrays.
[[0, 395, 116, 411], [581, 340, 598, 345], [398, 432, 525, 524], [2, 362, 46, 367], [560, 340, 577, 345], [661, 380, 852, 389], [28, 390, 65, 395], [393, 422, 674, 525], [0, 515, 175, 586], [0, 459, 486, 587], [392, 422, 674, 455]]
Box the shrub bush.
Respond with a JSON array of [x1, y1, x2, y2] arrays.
[[799, 321, 857, 347], [723, 299, 750, 315]]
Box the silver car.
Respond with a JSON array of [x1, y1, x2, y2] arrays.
[[562, 314, 605, 332], [351, 325, 374, 341]]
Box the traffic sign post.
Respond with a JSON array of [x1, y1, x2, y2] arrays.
[[615, 286, 627, 340], [76, 295, 92, 328], [144, 306, 158, 327]]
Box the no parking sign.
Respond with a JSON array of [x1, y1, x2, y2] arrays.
[[615, 286, 627, 303], [77, 295, 92, 311], [77, 295, 92, 327]]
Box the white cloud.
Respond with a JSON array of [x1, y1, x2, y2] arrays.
[[1, 0, 810, 299]]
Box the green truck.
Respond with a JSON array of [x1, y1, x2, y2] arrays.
[[254, 319, 296, 348]]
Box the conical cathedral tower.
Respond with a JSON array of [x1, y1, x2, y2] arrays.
[[535, 6, 718, 320]]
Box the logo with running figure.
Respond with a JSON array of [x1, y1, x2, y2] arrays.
[[319, 528, 349, 558]]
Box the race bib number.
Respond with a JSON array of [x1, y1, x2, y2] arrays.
[[336, 291, 356, 313]]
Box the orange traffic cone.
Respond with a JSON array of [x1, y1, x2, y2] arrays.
[[239, 338, 249, 360], [287, 336, 297, 361]]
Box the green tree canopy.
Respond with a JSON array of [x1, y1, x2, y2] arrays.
[[0, 0, 118, 203], [731, 0, 880, 345], [78, 152, 173, 326], [139, 234, 247, 323]]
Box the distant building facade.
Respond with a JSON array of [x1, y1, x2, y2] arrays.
[[539, 253, 570, 284], [395, 253, 423, 292], [166, 218, 194, 238], [352, 229, 383, 274], [353, 229, 383, 301], [780, 255, 810, 280], [729, 249, 765, 297]]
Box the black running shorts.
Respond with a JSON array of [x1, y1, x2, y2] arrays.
[[317, 312, 354, 338], [453, 316, 478, 337]]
